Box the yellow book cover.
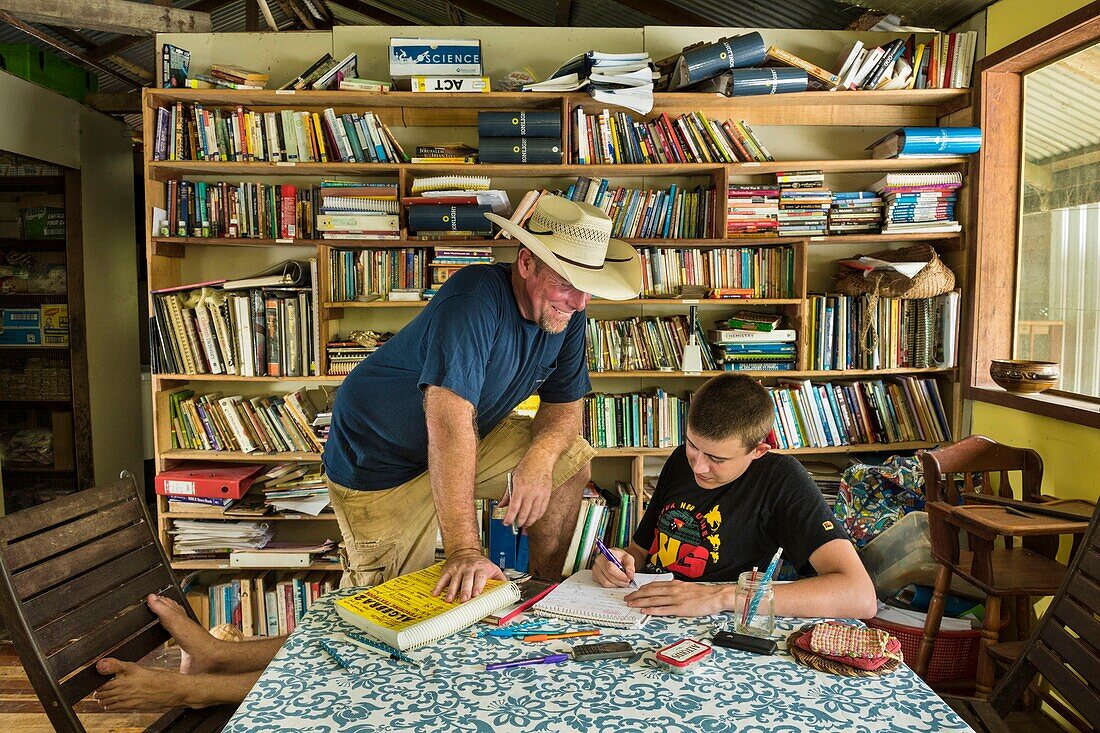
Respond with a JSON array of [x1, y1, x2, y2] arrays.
[[334, 562, 520, 650]]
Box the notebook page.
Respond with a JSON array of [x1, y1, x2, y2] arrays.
[[533, 570, 673, 628]]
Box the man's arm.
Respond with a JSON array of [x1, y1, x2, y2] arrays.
[[771, 538, 878, 618], [504, 399, 583, 528], [424, 386, 505, 602]]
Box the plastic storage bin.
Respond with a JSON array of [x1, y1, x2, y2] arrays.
[[860, 511, 982, 599], [0, 42, 98, 101], [867, 616, 980, 685]]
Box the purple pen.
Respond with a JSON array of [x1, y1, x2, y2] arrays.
[[594, 537, 638, 589], [485, 653, 569, 671]]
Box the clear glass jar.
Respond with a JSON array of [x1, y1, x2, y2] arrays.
[[733, 571, 775, 637]]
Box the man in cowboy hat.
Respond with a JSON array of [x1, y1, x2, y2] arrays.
[[323, 196, 641, 602]]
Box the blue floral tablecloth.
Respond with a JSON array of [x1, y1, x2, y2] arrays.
[[225, 588, 972, 733]]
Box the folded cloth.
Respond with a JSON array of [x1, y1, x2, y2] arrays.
[[809, 621, 891, 658], [794, 628, 902, 672]]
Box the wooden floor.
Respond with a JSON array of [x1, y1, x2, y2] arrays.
[[0, 640, 1063, 733]]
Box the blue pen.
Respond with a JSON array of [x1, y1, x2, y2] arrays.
[[744, 547, 783, 627], [318, 639, 355, 671], [594, 537, 638, 589], [486, 653, 569, 671]]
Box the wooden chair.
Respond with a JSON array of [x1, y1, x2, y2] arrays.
[[917, 436, 1083, 697], [941, 499, 1100, 732], [0, 472, 237, 733]]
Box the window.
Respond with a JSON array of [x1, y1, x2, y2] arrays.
[[1016, 44, 1100, 399]]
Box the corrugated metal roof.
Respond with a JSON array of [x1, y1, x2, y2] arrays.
[[1024, 44, 1100, 164]]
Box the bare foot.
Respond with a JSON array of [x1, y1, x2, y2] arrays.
[[95, 658, 188, 710], [146, 594, 222, 674]]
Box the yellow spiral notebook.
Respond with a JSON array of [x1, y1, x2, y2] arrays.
[[532, 569, 673, 629], [335, 562, 520, 650]]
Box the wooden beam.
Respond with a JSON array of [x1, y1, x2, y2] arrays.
[[447, 2, 463, 24], [604, 0, 716, 26], [46, 25, 153, 82], [448, 0, 537, 26], [554, 0, 573, 27], [1024, 161, 1053, 192], [84, 92, 141, 114], [0, 0, 212, 35], [0, 10, 144, 87], [86, 34, 144, 61], [327, 0, 419, 24]]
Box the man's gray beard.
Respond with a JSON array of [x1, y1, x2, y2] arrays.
[[538, 313, 568, 334]]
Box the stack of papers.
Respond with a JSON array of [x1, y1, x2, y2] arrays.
[[169, 520, 274, 555], [258, 466, 331, 516], [875, 604, 976, 631], [838, 256, 929, 279], [525, 51, 657, 114]]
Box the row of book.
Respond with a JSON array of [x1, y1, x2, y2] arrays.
[[767, 376, 951, 449], [152, 103, 408, 163], [585, 316, 718, 373], [572, 108, 771, 165], [151, 285, 318, 378], [184, 571, 337, 636], [636, 245, 797, 298], [583, 389, 690, 449], [828, 193, 883, 234], [167, 387, 327, 454], [564, 177, 717, 239], [329, 248, 431, 300], [806, 292, 960, 371], [560, 481, 639, 578]]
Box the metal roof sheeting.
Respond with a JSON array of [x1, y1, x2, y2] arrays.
[[1023, 45, 1100, 164]]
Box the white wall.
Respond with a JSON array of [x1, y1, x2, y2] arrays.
[[0, 71, 144, 489]]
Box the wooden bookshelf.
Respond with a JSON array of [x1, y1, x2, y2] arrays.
[[143, 84, 969, 574]]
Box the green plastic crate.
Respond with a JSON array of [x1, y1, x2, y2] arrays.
[[0, 42, 98, 101]]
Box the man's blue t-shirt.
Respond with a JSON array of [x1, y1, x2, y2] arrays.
[[323, 263, 591, 490]]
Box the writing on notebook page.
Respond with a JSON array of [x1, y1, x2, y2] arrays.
[[533, 570, 673, 628]]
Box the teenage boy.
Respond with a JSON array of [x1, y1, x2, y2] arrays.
[[593, 373, 877, 619]]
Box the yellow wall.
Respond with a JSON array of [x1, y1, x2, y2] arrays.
[[970, 0, 1100, 504]]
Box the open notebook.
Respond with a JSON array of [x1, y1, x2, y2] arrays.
[[533, 570, 673, 629], [335, 563, 520, 650]]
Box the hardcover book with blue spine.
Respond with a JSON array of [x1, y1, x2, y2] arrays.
[[670, 33, 767, 89], [868, 127, 982, 158], [729, 68, 808, 96]]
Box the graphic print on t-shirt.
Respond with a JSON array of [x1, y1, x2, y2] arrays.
[[646, 501, 722, 578]]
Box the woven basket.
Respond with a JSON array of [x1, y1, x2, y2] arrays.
[[835, 244, 955, 299], [786, 628, 902, 677]]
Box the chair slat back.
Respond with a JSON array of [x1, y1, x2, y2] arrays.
[[0, 473, 190, 733], [991, 502, 1100, 731], [922, 435, 1044, 504]]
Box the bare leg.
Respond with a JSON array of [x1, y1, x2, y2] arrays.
[[526, 463, 589, 579], [94, 658, 261, 709], [147, 594, 286, 675]]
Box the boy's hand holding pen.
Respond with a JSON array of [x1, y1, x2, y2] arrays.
[[592, 538, 638, 589]]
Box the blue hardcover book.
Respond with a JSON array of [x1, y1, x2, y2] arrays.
[[869, 126, 983, 158], [671, 33, 767, 88], [729, 68, 808, 96], [833, 191, 878, 200], [477, 110, 561, 138], [514, 529, 530, 574], [488, 500, 517, 569]]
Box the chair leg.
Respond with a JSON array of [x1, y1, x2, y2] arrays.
[[917, 563, 952, 678], [1014, 595, 1030, 642], [975, 595, 1001, 699]]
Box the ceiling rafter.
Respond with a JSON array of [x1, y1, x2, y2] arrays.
[[45, 25, 152, 81], [554, 0, 573, 26], [329, 0, 429, 25], [0, 0, 212, 35], [448, 0, 538, 26], [603, 0, 716, 27]]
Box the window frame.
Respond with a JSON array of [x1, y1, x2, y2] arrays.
[[966, 1, 1100, 428]]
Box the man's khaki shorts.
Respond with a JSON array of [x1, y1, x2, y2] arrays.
[[327, 415, 596, 587]]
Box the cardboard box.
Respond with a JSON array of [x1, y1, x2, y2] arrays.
[[41, 303, 68, 346], [0, 327, 42, 345], [2, 308, 40, 329], [389, 38, 482, 78]]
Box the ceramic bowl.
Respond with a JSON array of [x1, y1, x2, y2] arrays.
[[989, 359, 1060, 394]]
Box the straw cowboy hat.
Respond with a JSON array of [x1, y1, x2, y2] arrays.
[[486, 195, 642, 301]]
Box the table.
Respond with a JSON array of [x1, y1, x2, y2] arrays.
[[225, 588, 974, 733]]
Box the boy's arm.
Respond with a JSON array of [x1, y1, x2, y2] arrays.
[[771, 538, 877, 618]]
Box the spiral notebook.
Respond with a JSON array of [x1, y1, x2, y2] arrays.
[[335, 562, 520, 650], [532, 569, 673, 629]]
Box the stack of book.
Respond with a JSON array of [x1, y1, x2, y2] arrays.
[[582, 389, 690, 449], [478, 110, 562, 164], [428, 246, 493, 297], [328, 248, 429, 301], [572, 109, 771, 165], [257, 467, 330, 516], [410, 142, 477, 164], [326, 334, 390, 376], [766, 376, 952, 449], [800, 461, 844, 507], [710, 315, 797, 372], [727, 184, 780, 238], [777, 171, 830, 236], [637, 246, 796, 298], [166, 387, 327, 454], [806, 291, 960, 370], [318, 181, 400, 240], [585, 315, 718, 372], [190, 64, 269, 90], [406, 175, 501, 239], [872, 172, 963, 235], [564, 177, 715, 239], [828, 192, 883, 234], [168, 519, 274, 559]]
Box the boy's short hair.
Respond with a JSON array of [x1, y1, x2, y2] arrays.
[[687, 374, 774, 450]]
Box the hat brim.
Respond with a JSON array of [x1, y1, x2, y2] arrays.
[[486, 212, 642, 301]]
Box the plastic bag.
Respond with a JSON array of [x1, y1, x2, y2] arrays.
[[833, 454, 925, 547]]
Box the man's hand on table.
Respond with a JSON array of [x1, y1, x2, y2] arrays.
[[433, 549, 506, 602]]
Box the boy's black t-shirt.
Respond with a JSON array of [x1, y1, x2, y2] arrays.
[[632, 446, 851, 582]]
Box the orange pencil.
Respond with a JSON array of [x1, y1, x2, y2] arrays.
[[523, 630, 601, 643]]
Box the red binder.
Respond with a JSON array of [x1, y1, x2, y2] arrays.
[[155, 463, 266, 500]]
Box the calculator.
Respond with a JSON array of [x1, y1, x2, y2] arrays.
[[571, 641, 634, 661]]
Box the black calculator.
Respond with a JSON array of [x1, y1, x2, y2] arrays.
[[571, 641, 634, 661]]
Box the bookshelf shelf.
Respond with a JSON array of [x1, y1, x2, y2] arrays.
[[170, 559, 342, 571], [162, 449, 322, 462], [595, 441, 939, 459], [0, 237, 67, 251], [154, 373, 341, 384], [163, 511, 338, 521], [323, 297, 804, 310]]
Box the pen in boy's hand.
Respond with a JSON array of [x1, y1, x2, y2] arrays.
[[594, 537, 638, 588]]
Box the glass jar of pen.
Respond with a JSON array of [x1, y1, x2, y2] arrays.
[[733, 572, 776, 637]]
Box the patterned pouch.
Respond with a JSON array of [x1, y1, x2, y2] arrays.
[[808, 622, 891, 659]]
